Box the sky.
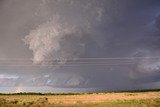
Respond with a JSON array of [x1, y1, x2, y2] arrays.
[[0, 0, 160, 93]]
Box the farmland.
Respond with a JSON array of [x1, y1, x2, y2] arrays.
[[0, 91, 160, 107]]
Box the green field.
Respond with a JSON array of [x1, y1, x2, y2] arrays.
[[0, 91, 160, 107]]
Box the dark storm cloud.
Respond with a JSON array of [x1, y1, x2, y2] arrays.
[[0, 0, 160, 92]]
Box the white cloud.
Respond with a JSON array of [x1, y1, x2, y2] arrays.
[[0, 74, 19, 79]]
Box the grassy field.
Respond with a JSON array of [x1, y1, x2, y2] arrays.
[[0, 91, 160, 107]]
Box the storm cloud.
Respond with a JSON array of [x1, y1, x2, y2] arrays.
[[0, 0, 160, 92]]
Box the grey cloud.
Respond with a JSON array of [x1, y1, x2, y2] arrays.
[[0, 0, 160, 92]]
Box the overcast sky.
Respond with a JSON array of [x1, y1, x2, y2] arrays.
[[0, 0, 160, 93]]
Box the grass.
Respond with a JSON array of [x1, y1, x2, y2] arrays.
[[0, 98, 160, 107], [0, 91, 160, 107], [71, 99, 160, 107]]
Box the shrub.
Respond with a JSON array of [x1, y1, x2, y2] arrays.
[[0, 98, 7, 104], [36, 97, 48, 104], [9, 99, 19, 104]]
